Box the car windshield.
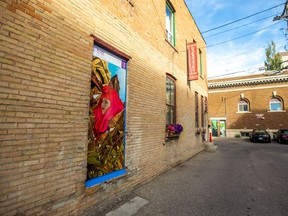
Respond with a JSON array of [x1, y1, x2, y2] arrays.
[[281, 130, 288, 134], [254, 130, 266, 133]]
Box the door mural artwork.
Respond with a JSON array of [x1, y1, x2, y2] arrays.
[[211, 120, 218, 137], [211, 119, 226, 137], [219, 120, 226, 137], [86, 45, 127, 186]]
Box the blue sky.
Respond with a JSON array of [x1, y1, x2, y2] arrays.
[[108, 63, 126, 102], [185, 0, 287, 79]]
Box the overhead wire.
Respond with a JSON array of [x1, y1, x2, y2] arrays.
[[207, 40, 287, 79], [205, 14, 278, 38], [206, 21, 283, 48], [198, 2, 288, 78], [208, 70, 247, 79], [202, 2, 285, 34], [222, 41, 286, 65], [208, 40, 286, 64]]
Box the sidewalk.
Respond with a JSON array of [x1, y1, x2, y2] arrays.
[[85, 142, 219, 216], [85, 137, 288, 216]]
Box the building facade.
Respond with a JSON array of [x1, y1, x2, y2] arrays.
[[208, 71, 288, 138], [0, 0, 208, 215], [280, 51, 288, 69]]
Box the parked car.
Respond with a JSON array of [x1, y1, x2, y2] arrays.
[[249, 129, 271, 143], [274, 129, 288, 144]]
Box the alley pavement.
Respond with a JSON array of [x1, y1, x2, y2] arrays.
[[87, 138, 288, 216]]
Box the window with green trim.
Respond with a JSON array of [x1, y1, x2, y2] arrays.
[[166, 1, 175, 46], [199, 49, 203, 77]]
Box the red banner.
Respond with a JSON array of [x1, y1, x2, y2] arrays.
[[187, 42, 198, 80]]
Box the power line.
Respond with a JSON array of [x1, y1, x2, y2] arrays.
[[202, 2, 285, 34], [208, 70, 246, 79], [205, 15, 277, 38], [206, 21, 283, 48], [224, 42, 286, 65], [209, 40, 286, 65], [207, 40, 287, 79], [273, 1, 288, 50]]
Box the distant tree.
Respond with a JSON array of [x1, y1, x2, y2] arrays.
[[264, 41, 282, 71]]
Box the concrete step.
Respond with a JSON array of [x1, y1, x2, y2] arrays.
[[204, 142, 218, 152]]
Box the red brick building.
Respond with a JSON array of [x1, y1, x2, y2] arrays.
[[0, 0, 208, 215], [208, 71, 288, 138]]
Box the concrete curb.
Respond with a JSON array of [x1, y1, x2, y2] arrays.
[[204, 141, 218, 152]]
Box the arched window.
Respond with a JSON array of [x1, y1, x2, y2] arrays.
[[270, 97, 283, 111], [166, 75, 176, 125], [238, 99, 249, 112]]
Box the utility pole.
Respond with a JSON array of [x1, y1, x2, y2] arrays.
[[273, 1, 288, 50], [273, 1, 288, 21]]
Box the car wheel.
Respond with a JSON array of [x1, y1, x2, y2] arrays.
[[279, 139, 282, 144], [268, 139, 271, 143]]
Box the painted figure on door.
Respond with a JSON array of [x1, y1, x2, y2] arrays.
[[87, 57, 125, 179]]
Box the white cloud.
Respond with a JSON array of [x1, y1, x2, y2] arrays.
[[185, 0, 287, 79]]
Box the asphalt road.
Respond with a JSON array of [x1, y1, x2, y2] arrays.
[[88, 138, 288, 216]]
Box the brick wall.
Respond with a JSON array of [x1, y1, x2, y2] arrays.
[[0, 0, 207, 215], [208, 75, 288, 137]]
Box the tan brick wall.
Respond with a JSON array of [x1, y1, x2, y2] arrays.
[[208, 77, 288, 137], [0, 0, 207, 215]]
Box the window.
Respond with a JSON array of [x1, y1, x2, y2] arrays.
[[199, 49, 203, 77], [270, 97, 283, 111], [195, 92, 199, 128], [166, 76, 176, 125], [166, 1, 175, 46], [201, 95, 204, 127], [238, 99, 249, 112]]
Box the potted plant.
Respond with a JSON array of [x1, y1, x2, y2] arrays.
[[166, 124, 183, 138]]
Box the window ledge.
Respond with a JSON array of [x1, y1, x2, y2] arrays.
[[165, 38, 178, 52], [165, 134, 180, 142], [267, 110, 286, 112], [236, 111, 252, 114], [166, 134, 180, 138]]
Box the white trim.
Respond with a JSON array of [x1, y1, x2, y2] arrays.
[[267, 110, 286, 112], [236, 111, 252, 114], [210, 117, 226, 120], [238, 100, 249, 112], [209, 84, 288, 93], [208, 74, 288, 89]]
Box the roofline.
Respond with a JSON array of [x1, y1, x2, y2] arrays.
[[208, 74, 288, 89], [183, 0, 206, 45]]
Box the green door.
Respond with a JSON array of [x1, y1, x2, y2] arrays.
[[219, 120, 226, 137], [211, 119, 226, 137], [212, 120, 218, 137]]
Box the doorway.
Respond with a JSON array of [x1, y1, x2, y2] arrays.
[[211, 119, 226, 137]]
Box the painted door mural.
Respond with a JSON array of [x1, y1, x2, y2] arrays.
[[219, 120, 226, 137], [211, 120, 218, 137], [86, 45, 127, 187], [211, 119, 226, 137]]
